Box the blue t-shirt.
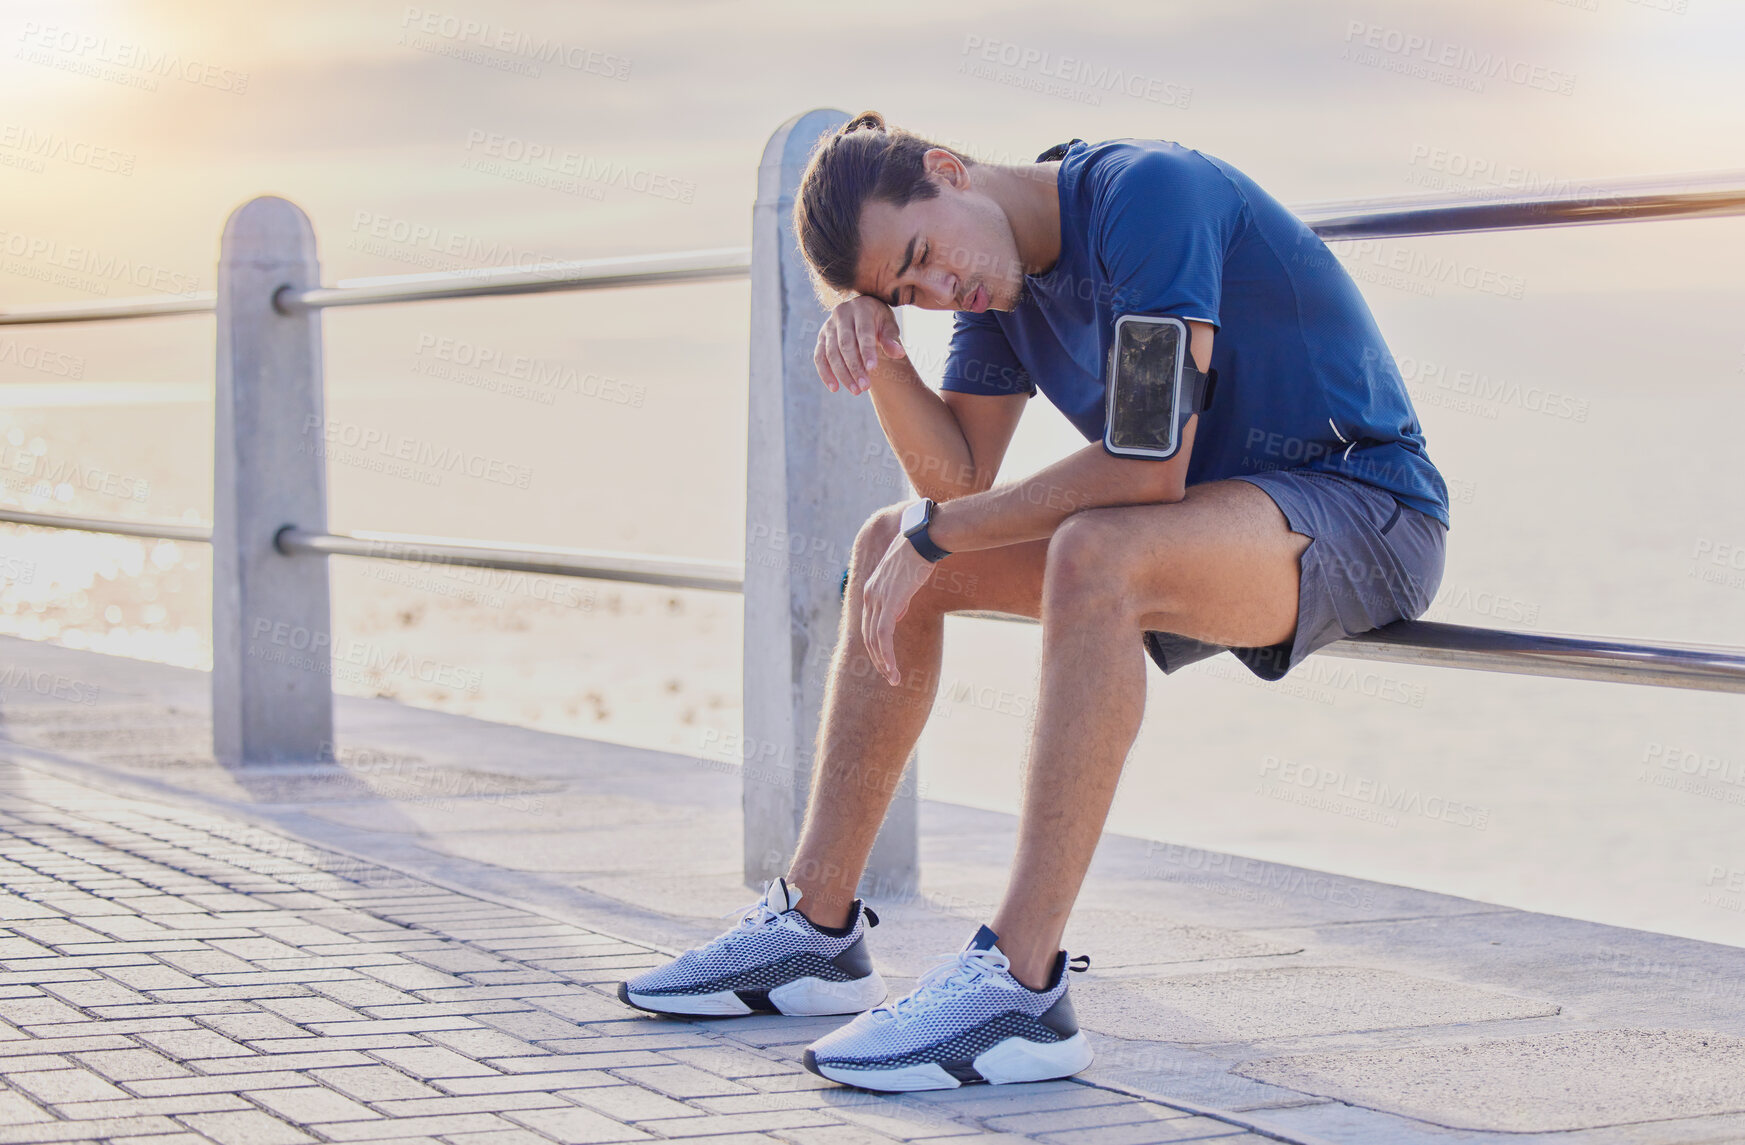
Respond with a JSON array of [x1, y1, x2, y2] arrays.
[[939, 137, 1451, 529]]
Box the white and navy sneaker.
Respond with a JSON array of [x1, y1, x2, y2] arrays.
[[618, 878, 886, 1017], [802, 924, 1092, 1091]]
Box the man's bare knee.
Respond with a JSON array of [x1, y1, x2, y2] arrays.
[[845, 503, 908, 593], [1043, 509, 1143, 618]]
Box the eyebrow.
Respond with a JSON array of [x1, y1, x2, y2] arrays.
[[884, 235, 918, 306]]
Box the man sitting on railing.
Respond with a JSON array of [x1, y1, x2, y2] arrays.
[[618, 110, 1451, 1092]]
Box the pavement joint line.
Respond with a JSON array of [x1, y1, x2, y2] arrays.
[[0, 758, 1266, 1145], [0, 740, 688, 959]]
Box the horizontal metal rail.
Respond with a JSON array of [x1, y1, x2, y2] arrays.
[[0, 507, 212, 544], [8, 507, 1739, 693], [275, 527, 743, 594], [278, 246, 752, 311], [953, 611, 1745, 695], [1324, 619, 1745, 694], [0, 511, 741, 592], [0, 294, 217, 326], [1295, 168, 1745, 239], [5, 173, 1743, 326]]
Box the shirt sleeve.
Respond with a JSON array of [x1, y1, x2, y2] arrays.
[[1091, 147, 1247, 330], [938, 309, 1036, 397]]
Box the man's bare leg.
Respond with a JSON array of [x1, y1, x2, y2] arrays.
[[786, 505, 1048, 928], [990, 479, 1310, 987], [786, 479, 1306, 983]]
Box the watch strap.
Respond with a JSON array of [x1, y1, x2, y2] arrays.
[[907, 520, 951, 563], [904, 499, 951, 563]]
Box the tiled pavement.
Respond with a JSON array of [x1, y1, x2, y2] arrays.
[[0, 767, 1272, 1145]]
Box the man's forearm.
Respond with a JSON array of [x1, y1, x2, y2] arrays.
[[926, 437, 1187, 554], [862, 355, 981, 502]]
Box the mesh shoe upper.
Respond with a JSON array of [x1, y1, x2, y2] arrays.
[[627, 878, 869, 997], [808, 925, 1081, 1068]]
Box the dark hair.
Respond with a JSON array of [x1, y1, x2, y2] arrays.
[[793, 110, 974, 307]]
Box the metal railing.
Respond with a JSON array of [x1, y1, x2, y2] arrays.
[[3, 107, 1743, 893]]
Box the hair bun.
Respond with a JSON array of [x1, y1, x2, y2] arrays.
[[838, 110, 886, 137]]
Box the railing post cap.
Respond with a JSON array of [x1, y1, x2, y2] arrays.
[[220, 195, 318, 264]]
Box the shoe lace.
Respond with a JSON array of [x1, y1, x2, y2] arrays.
[[695, 882, 792, 957], [870, 946, 1011, 1022]]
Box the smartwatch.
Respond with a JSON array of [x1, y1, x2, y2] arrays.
[[899, 497, 951, 562]]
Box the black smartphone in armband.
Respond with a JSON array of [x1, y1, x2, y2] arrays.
[[1102, 314, 1218, 462]]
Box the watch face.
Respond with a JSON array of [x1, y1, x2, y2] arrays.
[[900, 499, 927, 535]]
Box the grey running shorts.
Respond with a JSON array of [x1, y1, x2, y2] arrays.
[[1142, 468, 1448, 683]]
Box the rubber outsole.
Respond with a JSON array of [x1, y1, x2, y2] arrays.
[[618, 973, 886, 1018], [803, 1032, 1094, 1092]]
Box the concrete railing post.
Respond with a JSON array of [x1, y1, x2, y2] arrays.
[[745, 110, 920, 898], [212, 196, 334, 765]]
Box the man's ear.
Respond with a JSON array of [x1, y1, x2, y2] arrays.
[[923, 147, 969, 190]]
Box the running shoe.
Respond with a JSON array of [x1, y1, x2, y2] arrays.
[[618, 877, 886, 1017], [803, 924, 1092, 1090]]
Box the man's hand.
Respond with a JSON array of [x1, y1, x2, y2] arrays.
[[861, 525, 938, 687], [815, 295, 906, 395]]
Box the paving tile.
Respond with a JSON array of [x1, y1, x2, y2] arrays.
[[422, 1028, 552, 1058], [559, 1083, 705, 1121], [51, 1094, 254, 1119], [504, 1105, 657, 1142], [982, 1102, 1197, 1134], [72, 1047, 194, 1080], [609, 1064, 758, 1099], [1033, 1120, 1250, 1145], [314, 1113, 518, 1140], [632, 1111, 843, 1138], [366, 1092, 571, 1117], [246, 1085, 385, 1123], [7, 1066, 131, 1103], [441, 1132, 558, 1145], [0, 1114, 186, 1143], [307, 1064, 446, 1100], [368, 1045, 503, 1078], [177, 1110, 319, 1145], [0, 1090, 52, 1123], [433, 1070, 618, 1095]]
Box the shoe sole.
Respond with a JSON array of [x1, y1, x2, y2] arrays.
[[804, 1031, 1094, 1091], [619, 971, 887, 1017]]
